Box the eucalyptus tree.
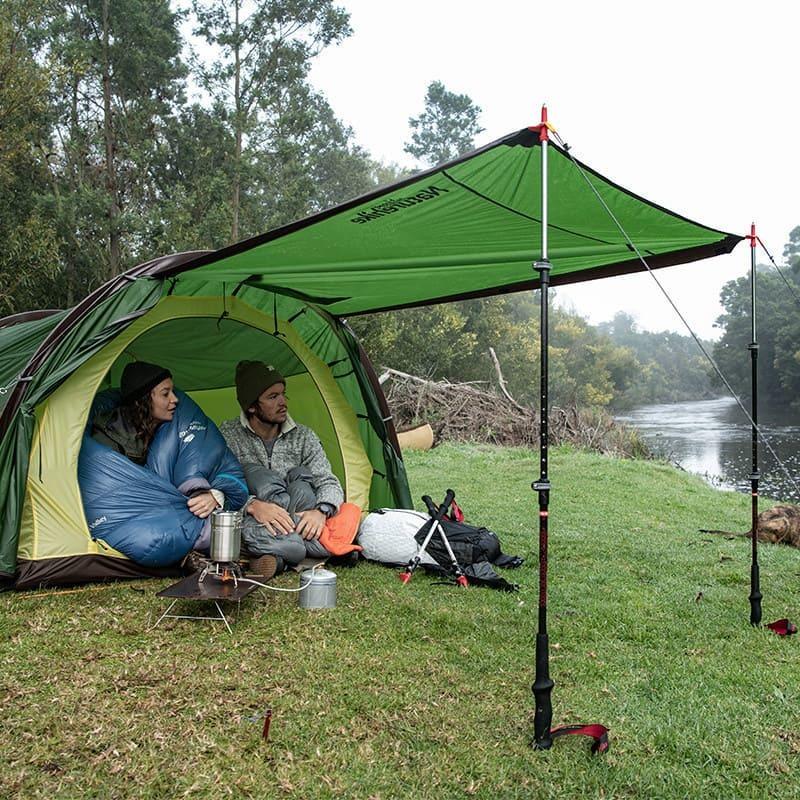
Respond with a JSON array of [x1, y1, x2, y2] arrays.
[[189, 0, 363, 243], [405, 80, 484, 167], [44, 0, 186, 287], [0, 0, 60, 313]]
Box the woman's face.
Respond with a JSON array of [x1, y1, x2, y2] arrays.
[[149, 378, 178, 423]]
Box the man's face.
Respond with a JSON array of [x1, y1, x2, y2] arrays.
[[250, 381, 288, 425]]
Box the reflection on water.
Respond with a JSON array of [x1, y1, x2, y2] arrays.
[[616, 397, 800, 502]]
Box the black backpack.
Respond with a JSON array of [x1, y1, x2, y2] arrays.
[[414, 517, 502, 567]]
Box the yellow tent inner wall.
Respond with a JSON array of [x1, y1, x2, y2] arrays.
[[18, 295, 373, 562]]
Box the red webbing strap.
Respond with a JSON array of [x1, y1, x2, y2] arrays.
[[448, 500, 465, 523], [551, 724, 609, 754], [766, 618, 797, 636]]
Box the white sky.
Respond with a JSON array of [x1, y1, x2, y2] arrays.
[[309, 0, 799, 339]]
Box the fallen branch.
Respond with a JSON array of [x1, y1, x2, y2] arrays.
[[488, 347, 529, 413]]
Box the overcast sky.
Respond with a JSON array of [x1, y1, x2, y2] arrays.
[[309, 0, 799, 339]]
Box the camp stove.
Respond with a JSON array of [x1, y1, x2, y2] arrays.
[[198, 510, 244, 586], [198, 559, 244, 587]]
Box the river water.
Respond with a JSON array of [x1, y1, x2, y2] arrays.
[[616, 397, 800, 502]]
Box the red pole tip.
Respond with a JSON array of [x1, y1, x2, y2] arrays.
[[750, 222, 756, 247], [539, 105, 549, 142]]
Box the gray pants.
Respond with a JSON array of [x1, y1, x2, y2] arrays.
[[241, 464, 331, 566]]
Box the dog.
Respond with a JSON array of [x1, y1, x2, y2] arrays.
[[700, 504, 800, 547]]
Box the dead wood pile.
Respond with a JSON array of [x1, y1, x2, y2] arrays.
[[380, 368, 650, 459]]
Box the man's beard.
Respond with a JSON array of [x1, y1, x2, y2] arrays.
[[254, 406, 284, 426]]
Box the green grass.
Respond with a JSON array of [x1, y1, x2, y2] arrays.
[[2, 443, 800, 799]]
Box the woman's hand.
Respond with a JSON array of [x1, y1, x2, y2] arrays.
[[247, 499, 294, 535], [187, 492, 219, 519], [295, 509, 326, 541]]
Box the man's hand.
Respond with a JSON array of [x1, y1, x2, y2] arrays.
[[187, 492, 219, 519], [247, 499, 294, 535], [295, 509, 326, 541]]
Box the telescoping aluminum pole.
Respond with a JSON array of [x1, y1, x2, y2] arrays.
[[531, 105, 554, 750], [748, 223, 762, 626]]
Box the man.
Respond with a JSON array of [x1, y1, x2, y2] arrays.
[[220, 360, 358, 577]]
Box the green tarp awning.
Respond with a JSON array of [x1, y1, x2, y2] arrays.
[[166, 128, 742, 314]]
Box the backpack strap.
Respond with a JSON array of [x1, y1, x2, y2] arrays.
[[448, 499, 465, 523]]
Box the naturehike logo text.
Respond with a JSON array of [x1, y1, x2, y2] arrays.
[[350, 184, 449, 224]]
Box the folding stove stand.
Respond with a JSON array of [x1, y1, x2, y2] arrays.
[[152, 571, 258, 634]]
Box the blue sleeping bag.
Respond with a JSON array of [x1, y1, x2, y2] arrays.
[[78, 390, 248, 566]]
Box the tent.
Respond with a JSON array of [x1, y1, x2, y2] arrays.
[[0, 125, 742, 590], [0, 273, 410, 588]]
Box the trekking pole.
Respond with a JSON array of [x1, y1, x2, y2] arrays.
[[398, 489, 455, 584], [747, 223, 762, 627], [421, 493, 469, 587]]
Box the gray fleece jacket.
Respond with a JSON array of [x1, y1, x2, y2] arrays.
[[219, 412, 344, 510]]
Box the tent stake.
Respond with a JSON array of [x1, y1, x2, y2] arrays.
[[531, 105, 554, 750], [748, 223, 762, 626]]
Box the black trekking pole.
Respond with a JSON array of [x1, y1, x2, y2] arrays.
[[399, 489, 456, 584], [747, 223, 762, 627], [421, 493, 469, 587], [531, 249, 554, 749], [531, 107, 554, 750], [530, 107, 608, 754]]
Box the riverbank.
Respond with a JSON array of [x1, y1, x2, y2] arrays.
[[2, 444, 799, 799]]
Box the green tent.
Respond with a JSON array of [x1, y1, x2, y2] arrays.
[[0, 128, 742, 589]]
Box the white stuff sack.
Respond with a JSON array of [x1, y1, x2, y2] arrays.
[[357, 509, 438, 566]]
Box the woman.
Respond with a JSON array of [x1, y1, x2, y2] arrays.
[[92, 361, 218, 519]]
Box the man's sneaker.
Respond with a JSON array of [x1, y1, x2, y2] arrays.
[[181, 549, 209, 574], [248, 554, 279, 581]]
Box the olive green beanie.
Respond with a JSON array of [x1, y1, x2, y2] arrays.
[[235, 360, 285, 411]]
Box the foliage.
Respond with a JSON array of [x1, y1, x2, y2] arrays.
[[598, 312, 716, 407], [351, 296, 647, 410], [405, 80, 484, 167], [784, 225, 800, 275], [0, 1, 61, 313], [189, 0, 367, 243], [3, 444, 800, 798], [43, 0, 188, 287], [0, 0, 392, 314], [713, 266, 799, 405]]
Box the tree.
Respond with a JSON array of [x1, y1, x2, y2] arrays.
[[0, 0, 61, 314], [784, 225, 800, 276], [597, 311, 716, 406], [190, 0, 355, 242], [713, 267, 796, 404], [43, 0, 186, 292], [405, 80, 484, 167]]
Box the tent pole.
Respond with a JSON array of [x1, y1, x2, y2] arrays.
[[748, 223, 762, 626], [532, 105, 554, 750]]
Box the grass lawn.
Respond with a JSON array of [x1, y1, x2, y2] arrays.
[[2, 443, 800, 799]]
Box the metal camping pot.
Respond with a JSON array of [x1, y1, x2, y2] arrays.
[[209, 510, 242, 562], [298, 568, 337, 609]]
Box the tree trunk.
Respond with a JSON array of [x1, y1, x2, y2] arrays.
[[230, 0, 241, 244], [101, 0, 121, 277]]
